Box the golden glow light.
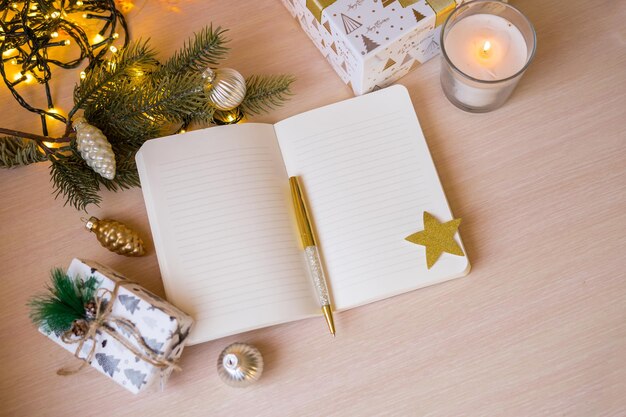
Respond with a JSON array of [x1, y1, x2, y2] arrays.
[[76, 0, 84, 5], [80, 71, 86, 79], [3, 48, 16, 57], [480, 40, 492, 58], [93, 33, 105, 43], [50, 31, 59, 38], [109, 45, 118, 53]]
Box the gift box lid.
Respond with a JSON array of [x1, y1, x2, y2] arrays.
[[315, 0, 457, 58]]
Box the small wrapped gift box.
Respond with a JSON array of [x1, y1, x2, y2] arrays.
[[282, 0, 462, 95], [41, 259, 193, 394]]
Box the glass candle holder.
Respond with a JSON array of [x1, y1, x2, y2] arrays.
[[440, 0, 536, 113]]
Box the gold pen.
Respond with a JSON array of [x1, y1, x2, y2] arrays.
[[289, 176, 336, 336]]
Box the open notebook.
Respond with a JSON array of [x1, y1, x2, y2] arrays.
[[136, 85, 470, 345]]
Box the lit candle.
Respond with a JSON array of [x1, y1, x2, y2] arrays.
[[440, 1, 536, 112], [446, 14, 527, 80]]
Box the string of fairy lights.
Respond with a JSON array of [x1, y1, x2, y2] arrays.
[[0, 0, 128, 135]]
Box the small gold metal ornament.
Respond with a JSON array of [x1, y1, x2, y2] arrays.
[[84, 216, 145, 256], [202, 67, 247, 111], [212, 107, 244, 125]]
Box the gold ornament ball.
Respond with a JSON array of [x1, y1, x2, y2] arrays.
[[84, 216, 145, 257], [212, 107, 244, 125], [202, 67, 246, 111]]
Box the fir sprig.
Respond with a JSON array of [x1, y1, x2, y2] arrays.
[[49, 154, 102, 210], [1, 25, 295, 211], [29, 269, 100, 334], [71, 40, 159, 119], [241, 75, 296, 115], [160, 25, 229, 74], [0, 136, 47, 168]]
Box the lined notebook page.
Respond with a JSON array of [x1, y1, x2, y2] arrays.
[[136, 124, 318, 345], [275, 85, 469, 310]]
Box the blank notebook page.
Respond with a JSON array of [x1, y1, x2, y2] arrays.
[[275, 85, 469, 310], [136, 124, 318, 345]]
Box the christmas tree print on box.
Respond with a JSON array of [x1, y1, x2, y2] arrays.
[[282, 0, 461, 94], [39, 259, 194, 394]]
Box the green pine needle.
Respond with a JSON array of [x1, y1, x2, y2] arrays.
[[71, 40, 159, 118], [49, 154, 101, 211], [160, 25, 229, 74], [29, 269, 100, 334], [1, 26, 294, 211], [241, 75, 296, 116], [0, 136, 47, 168]]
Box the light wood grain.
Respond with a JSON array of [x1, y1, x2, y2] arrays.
[[1, 1, 625, 416]]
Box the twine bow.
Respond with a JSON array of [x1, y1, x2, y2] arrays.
[[58, 281, 180, 377]]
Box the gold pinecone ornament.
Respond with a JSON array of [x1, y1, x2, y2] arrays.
[[73, 117, 116, 180], [84, 216, 145, 256]]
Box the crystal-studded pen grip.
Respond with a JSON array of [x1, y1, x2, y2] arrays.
[[304, 246, 330, 306]]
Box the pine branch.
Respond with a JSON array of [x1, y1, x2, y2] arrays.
[[0, 136, 47, 168], [159, 25, 229, 75], [98, 151, 140, 192], [240, 75, 295, 116], [89, 72, 206, 141], [29, 269, 100, 334], [1, 26, 295, 211], [71, 40, 159, 118], [186, 104, 217, 125], [49, 154, 101, 211]]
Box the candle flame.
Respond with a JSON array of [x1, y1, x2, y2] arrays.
[[481, 40, 492, 56]]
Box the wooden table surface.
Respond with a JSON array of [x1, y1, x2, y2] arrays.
[[1, 1, 625, 416]]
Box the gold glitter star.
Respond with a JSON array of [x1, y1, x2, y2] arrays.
[[405, 211, 464, 269]]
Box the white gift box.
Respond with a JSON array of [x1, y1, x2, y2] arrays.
[[282, 0, 463, 95], [40, 258, 194, 394]]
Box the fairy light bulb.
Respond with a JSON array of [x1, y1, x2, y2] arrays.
[[109, 45, 118, 53], [112, 33, 119, 39], [80, 71, 86, 79], [64, 39, 71, 46], [50, 31, 59, 38], [76, 0, 84, 5]]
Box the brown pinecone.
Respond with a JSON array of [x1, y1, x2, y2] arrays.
[[71, 319, 89, 337], [84, 300, 97, 320]]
